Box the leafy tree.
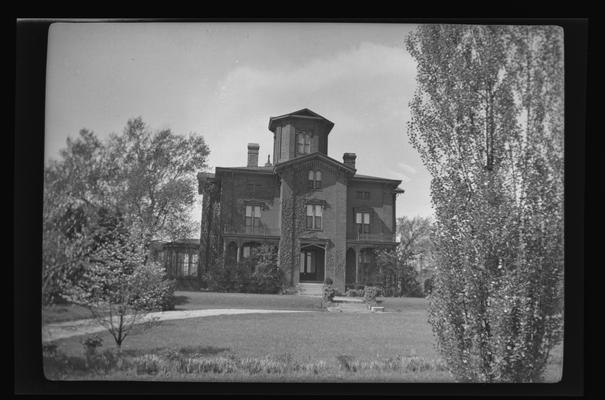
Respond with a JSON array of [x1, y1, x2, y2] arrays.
[[376, 216, 434, 297], [406, 25, 563, 382], [250, 245, 284, 294], [43, 118, 209, 304], [62, 221, 173, 352]]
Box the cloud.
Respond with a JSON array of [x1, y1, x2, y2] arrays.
[[396, 162, 417, 175], [198, 42, 417, 169]]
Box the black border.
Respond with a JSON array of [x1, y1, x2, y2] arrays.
[[14, 18, 587, 396]]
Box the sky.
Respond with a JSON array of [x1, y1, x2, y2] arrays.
[[45, 22, 434, 237]]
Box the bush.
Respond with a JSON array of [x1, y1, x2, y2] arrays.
[[82, 335, 103, 358], [363, 286, 381, 304], [324, 277, 333, 285], [251, 263, 285, 294], [157, 279, 177, 310], [204, 260, 253, 293], [345, 289, 364, 297], [423, 277, 434, 295], [322, 283, 337, 305]]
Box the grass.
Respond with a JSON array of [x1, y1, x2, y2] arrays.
[[42, 291, 563, 382], [42, 303, 95, 324]]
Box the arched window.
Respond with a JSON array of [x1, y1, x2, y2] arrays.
[[308, 170, 322, 190], [296, 131, 312, 155]]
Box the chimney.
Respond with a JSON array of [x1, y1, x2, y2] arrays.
[[264, 154, 272, 167], [343, 153, 356, 170], [247, 143, 260, 168]]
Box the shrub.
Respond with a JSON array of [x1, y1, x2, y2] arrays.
[[82, 335, 103, 359], [423, 277, 434, 295], [324, 277, 333, 285], [322, 284, 337, 305], [205, 261, 253, 293], [345, 288, 364, 297], [157, 279, 177, 311], [251, 263, 285, 294], [363, 286, 381, 305]]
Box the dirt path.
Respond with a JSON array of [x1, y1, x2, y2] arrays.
[[42, 309, 313, 342]]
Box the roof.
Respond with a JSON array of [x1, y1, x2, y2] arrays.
[[273, 151, 356, 175], [268, 108, 335, 132], [215, 166, 275, 175], [351, 173, 403, 187]]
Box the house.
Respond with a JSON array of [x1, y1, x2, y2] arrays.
[[198, 108, 404, 293], [150, 239, 201, 290]]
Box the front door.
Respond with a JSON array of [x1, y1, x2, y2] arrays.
[[299, 247, 325, 282], [300, 250, 316, 281]]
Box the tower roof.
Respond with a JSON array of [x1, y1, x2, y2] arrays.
[[268, 108, 335, 133]]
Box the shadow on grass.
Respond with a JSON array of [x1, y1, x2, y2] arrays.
[[173, 295, 190, 306]]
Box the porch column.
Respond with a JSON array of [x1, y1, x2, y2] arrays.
[[355, 246, 359, 284], [223, 241, 227, 259], [236, 244, 241, 263], [323, 244, 327, 281]]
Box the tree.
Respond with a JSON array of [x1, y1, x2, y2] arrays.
[[406, 25, 563, 382], [43, 118, 209, 304], [61, 219, 173, 352], [376, 216, 434, 297]]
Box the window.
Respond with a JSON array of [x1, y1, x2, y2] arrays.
[[356, 211, 370, 234], [306, 204, 323, 230], [190, 254, 198, 277], [360, 251, 372, 264], [245, 205, 261, 231], [308, 170, 322, 190], [242, 246, 251, 259], [356, 191, 370, 200], [296, 131, 312, 155], [179, 253, 189, 277], [246, 184, 262, 196]]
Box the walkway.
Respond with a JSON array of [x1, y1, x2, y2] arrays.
[[42, 309, 312, 342]]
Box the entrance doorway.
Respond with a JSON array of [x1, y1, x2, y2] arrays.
[[299, 244, 325, 282]]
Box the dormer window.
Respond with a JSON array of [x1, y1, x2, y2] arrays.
[[296, 131, 311, 155], [308, 170, 322, 190]]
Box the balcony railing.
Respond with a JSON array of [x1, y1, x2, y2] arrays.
[[223, 225, 281, 237], [348, 232, 396, 242]]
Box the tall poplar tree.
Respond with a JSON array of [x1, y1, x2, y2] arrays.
[[406, 25, 564, 382]]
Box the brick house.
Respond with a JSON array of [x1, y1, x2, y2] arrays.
[[198, 108, 404, 293], [150, 239, 201, 290]]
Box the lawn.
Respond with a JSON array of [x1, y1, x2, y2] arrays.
[[42, 291, 426, 323], [43, 292, 562, 382]]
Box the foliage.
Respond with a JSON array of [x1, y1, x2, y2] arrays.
[[61, 225, 171, 350], [83, 335, 104, 358], [43, 118, 209, 305], [250, 245, 285, 294], [322, 283, 337, 305], [345, 289, 364, 297], [363, 286, 381, 305], [406, 25, 564, 382], [423, 277, 434, 295], [376, 247, 425, 298], [44, 345, 449, 379], [203, 246, 285, 294]]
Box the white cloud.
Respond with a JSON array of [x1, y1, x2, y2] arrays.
[[198, 42, 418, 170], [396, 162, 418, 175]]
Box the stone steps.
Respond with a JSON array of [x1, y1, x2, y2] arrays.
[[296, 283, 323, 297]]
